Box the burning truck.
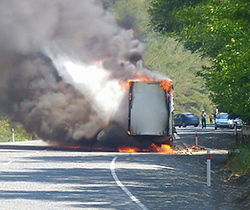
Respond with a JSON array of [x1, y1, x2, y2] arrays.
[[127, 80, 174, 145], [95, 77, 174, 150]]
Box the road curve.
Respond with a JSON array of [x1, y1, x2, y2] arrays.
[[0, 136, 244, 210]]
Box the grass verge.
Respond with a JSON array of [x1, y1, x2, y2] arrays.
[[0, 116, 34, 142], [227, 144, 250, 176]]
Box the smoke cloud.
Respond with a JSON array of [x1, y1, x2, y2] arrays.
[[0, 0, 169, 148]]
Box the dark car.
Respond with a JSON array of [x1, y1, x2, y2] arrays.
[[174, 113, 199, 128]]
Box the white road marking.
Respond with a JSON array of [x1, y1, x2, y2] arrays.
[[3, 151, 39, 165], [110, 156, 148, 210], [4, 161, 13, 165]]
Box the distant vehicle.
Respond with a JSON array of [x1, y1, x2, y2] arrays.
[[215, 113, 243, 129], [174, 113, 199, 128]]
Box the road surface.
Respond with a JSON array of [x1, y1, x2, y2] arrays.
[[0, 126, 245, 209]]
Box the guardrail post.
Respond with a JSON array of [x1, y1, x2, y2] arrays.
[[233, 122, 237, 136], [207, 148, 211, 187], [12, 128, 15, 142], [195, 131, 198, 146]]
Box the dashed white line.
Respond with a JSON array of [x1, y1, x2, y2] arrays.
[[110, 156, 148, 210]]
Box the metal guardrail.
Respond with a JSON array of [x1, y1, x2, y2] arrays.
[[242, 125, 250, 136], [236, 125, 250, 145]]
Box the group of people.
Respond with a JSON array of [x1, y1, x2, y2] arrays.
[[201, 109, 219, 129]]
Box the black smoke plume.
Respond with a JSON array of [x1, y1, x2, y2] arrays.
[[0, 0, 169, 149]]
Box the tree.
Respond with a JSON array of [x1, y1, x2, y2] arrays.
[[105, 0, 215, 116], [149, 0, 250, 123]]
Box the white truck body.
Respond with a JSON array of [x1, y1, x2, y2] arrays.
[[128, 81, 173, 138]]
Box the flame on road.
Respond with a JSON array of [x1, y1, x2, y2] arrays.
[[118, 147, 140, 153], [118, 144, 176, 154], [151, 143, 176, 154]]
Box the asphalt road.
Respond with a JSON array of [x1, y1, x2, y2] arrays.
[[0, 126, 245, 210], [175, 124, 238, 150]]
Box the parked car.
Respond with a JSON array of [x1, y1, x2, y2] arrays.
[[215, 113, 243, 129], [174, 113, 199, 128]]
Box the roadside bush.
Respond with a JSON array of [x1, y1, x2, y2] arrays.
[[227, 145, 250, 176], [0, 116, 35, 142]]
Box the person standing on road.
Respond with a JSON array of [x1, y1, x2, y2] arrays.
[[214, 109, 219, 121], [209, 114, 213, 124], [201, 110, 206, 128]]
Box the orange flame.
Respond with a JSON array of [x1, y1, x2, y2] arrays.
[[121, 77, 155, 90], [118, 147, 139, 153], [151, 143, 176, 154], [121, 77, 173, 96], [117, 144, 176, 153], [160, 79, 173, 93], [190, 146, 202, 150]]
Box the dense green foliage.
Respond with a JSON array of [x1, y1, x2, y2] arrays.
[[104, 0, 215, 116], [148, 0, 250, 177], [149, 0, 250, 123]]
